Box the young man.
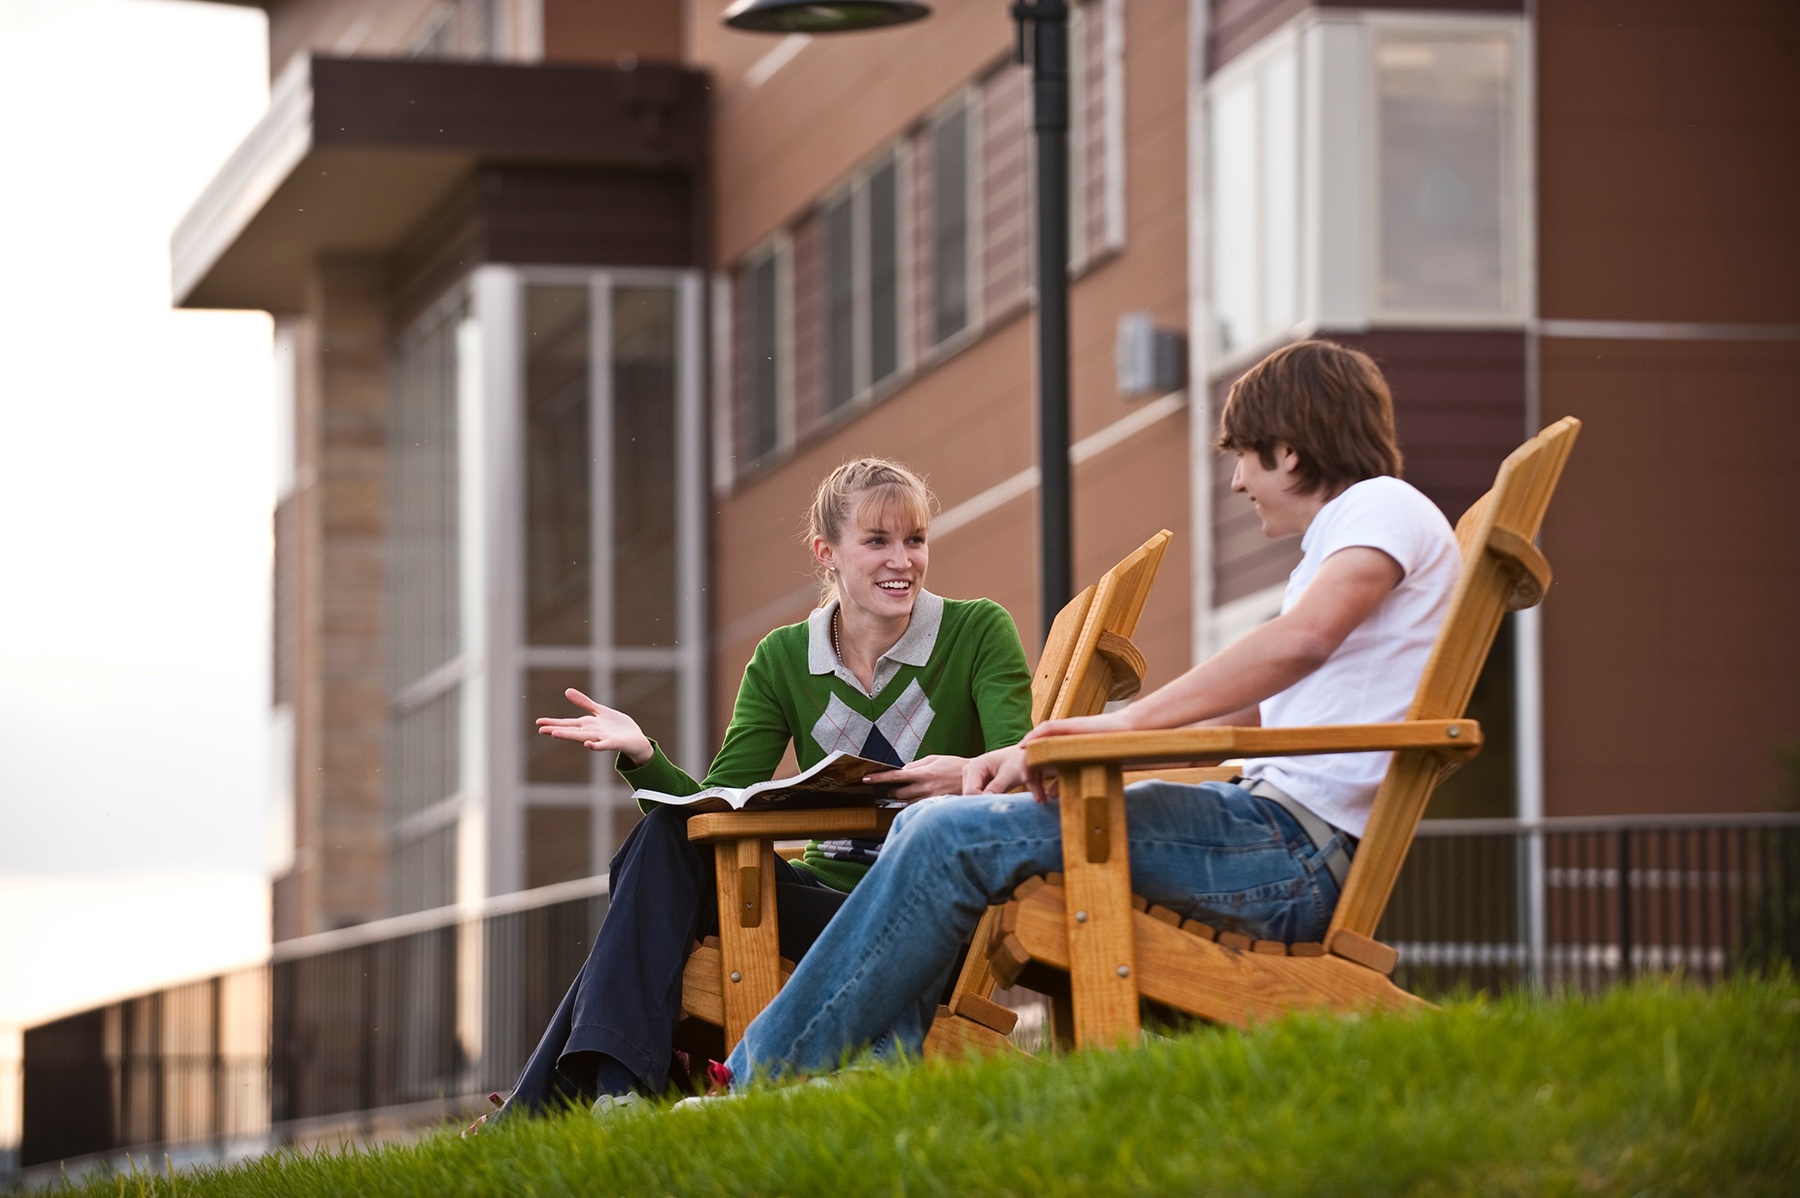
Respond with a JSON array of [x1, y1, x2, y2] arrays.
[[724, 339, 1463, 1083]]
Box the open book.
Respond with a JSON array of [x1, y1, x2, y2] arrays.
[[630, 751, 907, 814]]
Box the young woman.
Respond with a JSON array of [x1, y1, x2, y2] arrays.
[[485, 458, 1032, 1121]]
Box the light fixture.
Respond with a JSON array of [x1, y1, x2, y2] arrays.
[[721, 0, 931, 35]]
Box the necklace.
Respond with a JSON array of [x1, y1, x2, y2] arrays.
[[832, 607, 843, 663]]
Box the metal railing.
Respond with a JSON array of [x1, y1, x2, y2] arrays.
[[1382, 814, 1800, 995], [12, 814, 1799, 1183]]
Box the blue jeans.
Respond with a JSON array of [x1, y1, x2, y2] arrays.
[[726, 780, 1351, 1083]]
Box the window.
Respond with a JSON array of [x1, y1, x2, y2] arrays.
[[1207, 34, 1300, 361], [1373, 29, 1521, 319], [1203, 13, 1529, 374], [387, 289, 469, 914], [931, 101, 973, 346], [823, 153, 906, 414], [740, 248, 784, 464]]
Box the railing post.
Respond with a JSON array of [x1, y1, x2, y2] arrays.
[[1617, 827, 1633, 983]]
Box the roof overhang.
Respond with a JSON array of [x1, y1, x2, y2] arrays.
[[172, 54, 709, 312]]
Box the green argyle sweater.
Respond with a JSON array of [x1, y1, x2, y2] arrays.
[[619, 594, 1033, 892]]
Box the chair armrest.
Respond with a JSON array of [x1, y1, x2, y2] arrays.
[[686, 806, 902, 844], [1023, 719, 1480, 770]]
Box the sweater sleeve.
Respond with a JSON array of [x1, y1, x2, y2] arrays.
[[966, 600, 1035, 751], [618, 632, 797, 812]]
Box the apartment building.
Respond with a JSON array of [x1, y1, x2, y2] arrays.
[[172, 0, 1799, 941]]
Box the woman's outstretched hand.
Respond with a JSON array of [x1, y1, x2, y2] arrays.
[[536, 688, 654, 767], [862, 755, 970, 800]]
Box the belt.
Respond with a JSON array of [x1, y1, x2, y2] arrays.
[[1235, 776, 1356, 890]]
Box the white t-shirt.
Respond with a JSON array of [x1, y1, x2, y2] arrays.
[[1241, 476, 1460, 839]]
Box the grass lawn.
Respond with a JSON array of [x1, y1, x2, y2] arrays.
[[68, 977, 1798, 1197]]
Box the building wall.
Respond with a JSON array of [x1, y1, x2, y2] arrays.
[[543, 0, 682, 64], [1536, 0, 1800, 815], [693, 0, 1195, 745]]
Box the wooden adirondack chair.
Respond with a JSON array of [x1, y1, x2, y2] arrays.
[[676, 529, 1174, 1055], [992, 417, 1580, 1048]]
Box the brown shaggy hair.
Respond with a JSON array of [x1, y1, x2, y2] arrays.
[[1214, 339, 1403, 497]]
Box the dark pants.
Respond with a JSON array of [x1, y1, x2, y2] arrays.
[[501, 804, 846, 1115]]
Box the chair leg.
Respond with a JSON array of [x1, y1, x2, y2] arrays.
[[1057, 763, 1141, 1048], [714, 838, 782, 1047], [1046, 994, 1076, 1053]]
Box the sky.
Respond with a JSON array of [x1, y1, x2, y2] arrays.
[[0, 0, 275, 1029]]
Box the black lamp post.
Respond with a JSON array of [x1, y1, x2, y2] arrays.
[[724, 0, 1074, 643]]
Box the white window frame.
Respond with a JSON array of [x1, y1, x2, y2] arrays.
[[1204, 22, 1305, 372], [1361, 11, 1533, 329], [477, 265, 709, 895], [1204, 10, 1533, 378]]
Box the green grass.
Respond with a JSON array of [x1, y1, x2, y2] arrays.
[[74, 977, 1800, 1197]]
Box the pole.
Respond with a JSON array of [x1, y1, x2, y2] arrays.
[[1018, 0, 1072, 642]]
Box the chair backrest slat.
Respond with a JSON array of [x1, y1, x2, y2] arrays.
[[1032, 586, 1097, 725], [1328, 418, 1581, 939], [1050, 531, 1172, 722]]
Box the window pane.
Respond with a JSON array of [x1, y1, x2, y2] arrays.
[[391, 686, 460, 822], [524, 285, 591, 645], [749, 256, 780, 458], [1376, 35, 1512, 314], [932, 105, 970, 344], [825, 194, 856, 409], [611, 285, 679, 648], [392, 822, 456, 915], [387, 298, 462, 692], [525, 668, 593, 784], [614, 669, 681, 774], [526, 805, 592, 889], [1260, 49, 1299, 336], [1209, 75, 1257, 356], [868, 158, 900, 386]]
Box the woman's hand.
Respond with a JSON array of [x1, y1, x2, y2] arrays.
[[961, 746, 1029, 795], [536, 688, 654, 766], [862, 755, 970, 800]]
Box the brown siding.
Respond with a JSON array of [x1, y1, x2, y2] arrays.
[[1536, 0, 1800, 818], [1538, 0, 1800, 324], [542, 0, 683, 65], [1538, 338, 1800, 816], [980, 61, 1030, 325], [1334, 330, 1527, 524]]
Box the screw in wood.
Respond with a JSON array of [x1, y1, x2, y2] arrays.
[[1075, 910, 1088, 922], [730, 972, 742, 983], [1116, 965, 1130, 978]]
